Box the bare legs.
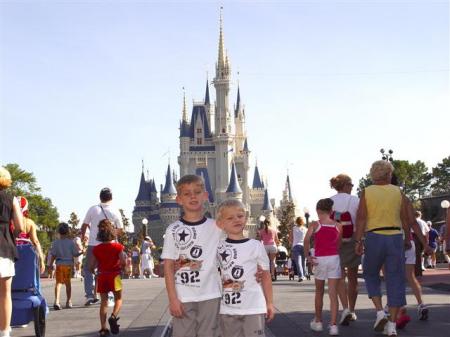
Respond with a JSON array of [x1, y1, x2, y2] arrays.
[[338, 266, 359, 312], [99, 291, 122, 331], [269, 252, 276, 279], [0, 277, 12, 332], [314, 278, 339, 325], [405, 264, 423, 305]]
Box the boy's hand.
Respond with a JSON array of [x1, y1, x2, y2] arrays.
[[255, 264, 263, 283], [266, 303, 275, 322], [169, 298, 184, 318]]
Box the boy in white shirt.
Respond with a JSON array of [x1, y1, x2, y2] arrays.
[[161, 175, 223, 337], [216, 199, 274, 337]]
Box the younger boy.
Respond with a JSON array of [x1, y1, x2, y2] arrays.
[[216, 199, 274, 337], [49, 222, 83, 310], [161, 174, 223, 337]]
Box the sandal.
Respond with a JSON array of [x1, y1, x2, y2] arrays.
[[108, 314, 120, 335], [98, 328, 110, 336], [66, 302, 73, 309], [53, 303, 61, 310]]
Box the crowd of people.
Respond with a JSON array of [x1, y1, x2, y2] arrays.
[[1, 160, 450, 337]]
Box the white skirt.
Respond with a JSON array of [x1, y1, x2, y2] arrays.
[[0, 257, 15, 278], [141, 253, 154, 270]]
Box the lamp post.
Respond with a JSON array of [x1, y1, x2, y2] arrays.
[[303, 207, 310, 226], [141, 218, 148, 239], [441, 200, 450, 241], [380, 148, 394, 162]]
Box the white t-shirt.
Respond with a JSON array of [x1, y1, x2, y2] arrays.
[[161, 217, 223, 303], [416, 219, 430, 236], [330, 193, 359, 230], [292, 226, 307, 246], [217, 238, 270, 315], [83, 203, 123, 246]]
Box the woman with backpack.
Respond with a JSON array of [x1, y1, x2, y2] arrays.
[[330, 174, 360, 326]]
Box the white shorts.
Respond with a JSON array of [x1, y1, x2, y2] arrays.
[[0, 257, 15, 278], [264, 245, 277, 255], [405, 240, 416, 265], [314, 255, 341, 280]]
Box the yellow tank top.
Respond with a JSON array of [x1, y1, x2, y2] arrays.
[[365, 184, 402, 235]]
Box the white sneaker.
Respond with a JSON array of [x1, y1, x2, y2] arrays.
[[329, 324, 339, 335], [417, 303, 428, 320], [350, 312, 357, 321], [374, 310, 388, 332], [310, 320, 323, 332], [339, 308, 352, 326], [383, 321, 397, 336], [0, 330, 11, 337]]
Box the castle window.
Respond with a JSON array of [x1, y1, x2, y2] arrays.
[[197, 138, 203, 145], [197, 128, 202, 134], [222, 128, 225, 133]]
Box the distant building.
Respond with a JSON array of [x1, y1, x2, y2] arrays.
[[132, 12, 295, 246]]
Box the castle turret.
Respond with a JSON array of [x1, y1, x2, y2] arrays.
[[160, 164, 180, 227], [262, 188, 273, 216], [226, 162, 243, 201], [179, 91, 190, 176], [234, 85, 246, 153]]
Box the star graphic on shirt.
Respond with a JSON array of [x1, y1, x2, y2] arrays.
[[219, 250, 230, 261], [178, 230, 190, 242]]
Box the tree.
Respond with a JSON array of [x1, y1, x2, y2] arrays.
[[118, 209, 132, 249], [68, 212, 80, 230], [431, 156, 450, 195], [277, 201, 296, 251], [5, 163, 59, 248], [119, 209, 130, 231]]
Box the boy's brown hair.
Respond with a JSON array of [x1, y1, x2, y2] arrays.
[[96, 219, 116, 242], [175, 174, 205, 194]]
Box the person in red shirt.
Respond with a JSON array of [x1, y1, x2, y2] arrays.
[[90, 219, 125, 336]]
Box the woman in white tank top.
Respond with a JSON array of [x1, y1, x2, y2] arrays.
[[289, 217, 308, 281]]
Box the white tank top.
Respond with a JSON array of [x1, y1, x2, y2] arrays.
[[292, 226, 306, 246]]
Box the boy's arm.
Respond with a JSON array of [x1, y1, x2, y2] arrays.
[[89, 254, 98, 274], [261, 270, 275, 322], [163, 259, 184, 318]]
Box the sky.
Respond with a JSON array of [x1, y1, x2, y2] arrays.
[[0, 0, 449, 229]]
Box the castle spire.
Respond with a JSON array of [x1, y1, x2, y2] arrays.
[[234, 85, 241, 118], [252, 164, 264, 189], [204, 78, 210, 105], [262, 188, 273, 211], [182, 87, 188, 122], [286, 174, 293, 201], [162, 164, 177, 195], [217, 7, 226, 70], [226, 162, 242, 193]]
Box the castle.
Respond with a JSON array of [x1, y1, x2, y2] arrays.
[[132, 13, 294, 246]]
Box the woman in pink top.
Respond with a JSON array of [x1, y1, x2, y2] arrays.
[[258, 218, 279, 281], [304, 198, 342, 336]]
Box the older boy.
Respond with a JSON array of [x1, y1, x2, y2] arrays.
[[216, 199, 274, 337], [162, 175, 222, 337]]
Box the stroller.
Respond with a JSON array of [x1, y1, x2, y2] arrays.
[[275, 250, 289, 278], [11, 243, 48, 337]]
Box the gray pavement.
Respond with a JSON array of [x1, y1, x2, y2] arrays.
[[11, 267, 450, 337]]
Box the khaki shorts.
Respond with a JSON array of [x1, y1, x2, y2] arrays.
[[339, 240, 361, 269], [172, 297, 220, 337], [220, 313, 266, 337]]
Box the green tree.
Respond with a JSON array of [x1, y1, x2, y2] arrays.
[[431, 156, 450, 195], [68, 212, 80, 230], [118, 209, 132, 249], [119, 209, 130, 231], [5, 163, 59, 246], [277, 201, 296, 251]]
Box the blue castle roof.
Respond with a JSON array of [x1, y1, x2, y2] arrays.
[[162, 164, 177, 195], [262, 189, 273, 211], [226, 162, 242, 193], [180, 120, 190, 137], [243, 138, 249, 152], [195, 167, 214, 202], [135, 172, 150, 201], [189, 105, 212, 139], [286, 175, 293, 201], [234, 86, 241, 118], [252, 165, 264, 189]]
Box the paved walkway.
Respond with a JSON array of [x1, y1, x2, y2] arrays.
[[11, 266, 450, 337]]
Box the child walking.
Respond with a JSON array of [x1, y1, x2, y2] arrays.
[[49, 222, 83, 310], [304, 198, 342, 336], [216, 199, 274, 337], [90, 219, 125, 336], [161, 174, 223, 337]]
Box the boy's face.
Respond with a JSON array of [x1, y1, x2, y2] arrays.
[[217, 206, 247, 235], [176, 182, 209, 213]]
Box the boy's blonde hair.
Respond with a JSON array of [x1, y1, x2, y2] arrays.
[[0, 167, 12, 190], [176, 174, 205, 193], [217, 199, 246, 220]]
